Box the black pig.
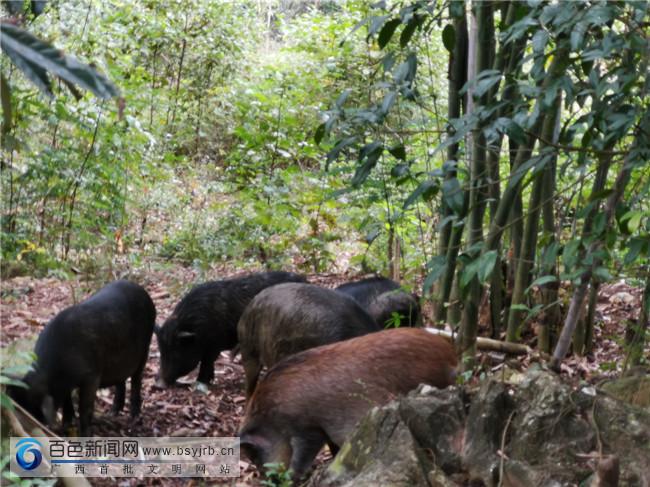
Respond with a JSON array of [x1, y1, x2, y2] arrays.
[[9, 280, 155, 436], [336, 276, 421, 327], [156, 271, 306, 386], [237, 282, 380, 398]]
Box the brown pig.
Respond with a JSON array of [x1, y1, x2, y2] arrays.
[[238, 328, 457, 481]]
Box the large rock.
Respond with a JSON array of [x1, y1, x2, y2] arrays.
[[462, 380, 515, 482], [313, 386, 466, 487], [505, 366, 650, 485], [398, 384, 466, 475], [313, 402, 428, 487], [315, 366, 650, 486]]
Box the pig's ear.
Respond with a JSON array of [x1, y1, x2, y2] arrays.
[[240, 433, 269, 465]]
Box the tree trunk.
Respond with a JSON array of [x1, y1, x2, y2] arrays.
[[583, 281, 599, 353], [438, 12, 468, 257], [506, 94, 561, 342], [459, 0, 492, 368], [433, 7, 467, 324], [538, 157, 561, 352]]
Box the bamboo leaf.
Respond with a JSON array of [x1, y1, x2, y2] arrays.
[[477, 250, 498, 284], [525, 275, 558, 293]]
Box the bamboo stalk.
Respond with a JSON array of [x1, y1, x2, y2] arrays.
[[424, 327, 532, 355]]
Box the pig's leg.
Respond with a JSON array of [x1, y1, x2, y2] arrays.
[[197, 351, 217, 385], [129, 359, 147, 417], [61, 394, 75, 430], [111, 383, 125, 415], [289, 432, 327, 481], [78, 379, 100, 437], [327, 440, 340, 456], [242, 355, 262, 400]]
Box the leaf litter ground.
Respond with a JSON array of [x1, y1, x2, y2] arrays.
[[1, 266, 645, 486]]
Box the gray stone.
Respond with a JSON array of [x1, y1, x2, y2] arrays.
[[312, 367, 650, 487], [399, 385, 466, 474], [316, 402, 429, 487], [462, 379, 515, 482]]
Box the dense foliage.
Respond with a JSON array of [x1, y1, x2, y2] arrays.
[[318, 0, 649, 367]]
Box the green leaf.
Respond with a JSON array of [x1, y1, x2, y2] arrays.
[[442, 24, 455, 52], [460, 257, 481, 289], [622, 211, 644, 234], [473, 70, 502, 98], [368, 15, 390, 37], [352, 142, 383, 187], [391, 163, 409, 178], [570, 21, 587, 51], [1, 36, 52, 96], [0, 393, 16, 411], [442, 177, 465, 216], [382, 51, 396, 72], [592, 212, 607, 236], [510, 304, 530, 312], [378, 18, 401, 49], [335, 89, 351, 108], [460, 248, 488, 289], [593, 266, 612, 282], [623, 237, 647, 265], [477, 250, 498, 284], [400, 16, 418, 47], [0, 376, 26, 387], [424, 255, 447, 294], [314, 123, 326, 145], [1, 73, 12, 140], [403, 179, 438, 209], [393, 53, 418, 84], [381, 90, 397, 115], [326, 136, 357, 169], [541, 241, 560, 271], [450, 1, 465, 19], [531, 29, 548, 55], [563, 239, 581, 271], [525, 275, 558, 293], [388, 144, 406, 160], [359, 141, 382, 161], [525, 304, 544, 321], [0, 23, 119, 99]]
